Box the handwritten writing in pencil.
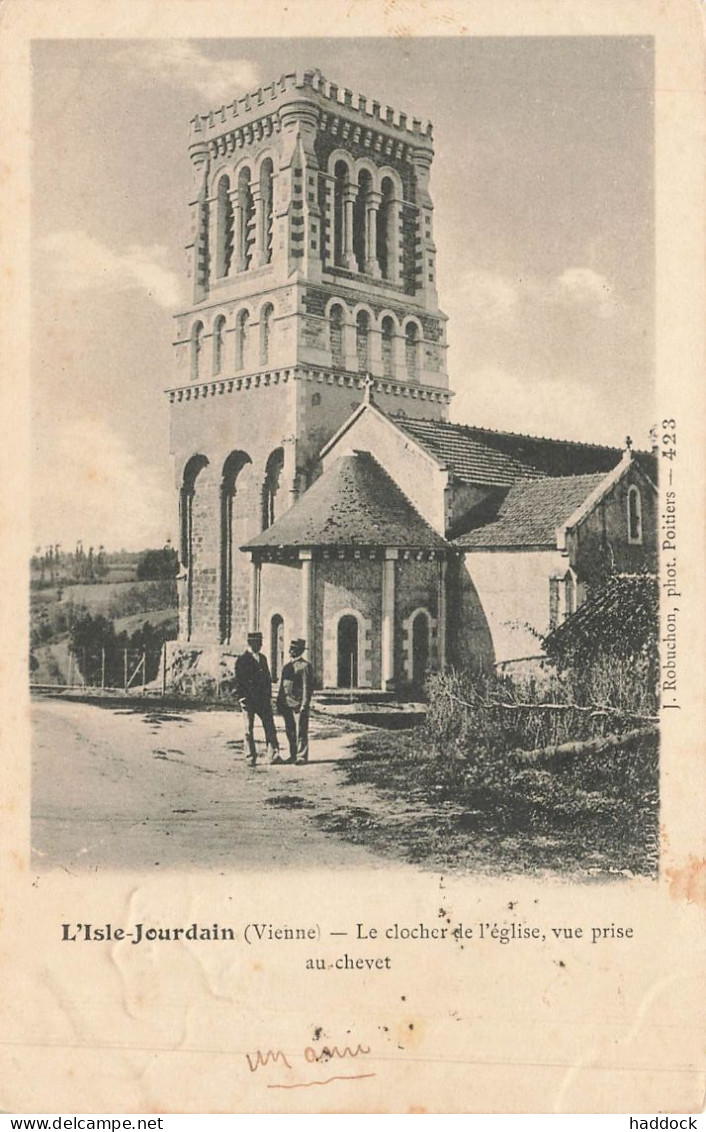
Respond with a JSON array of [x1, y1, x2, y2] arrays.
[[246, 1042, 371, 1075]]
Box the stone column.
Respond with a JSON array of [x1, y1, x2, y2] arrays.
[[365, 190, 382, 278], [299, 550, 314, 654], [248, 558, 261, 632], [437, 556, 447, 671], [382, 549, 398, 689], [343, 183, 357, 270]]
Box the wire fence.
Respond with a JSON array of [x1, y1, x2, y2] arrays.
[[31, 645, 169, 694]]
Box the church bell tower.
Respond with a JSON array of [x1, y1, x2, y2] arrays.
[[168, 69, 450, 659]]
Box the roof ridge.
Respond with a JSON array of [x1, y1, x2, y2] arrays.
[[397, 415, 635, 453]]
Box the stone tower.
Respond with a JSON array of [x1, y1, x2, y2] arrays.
[[167, 69, 450, 665]]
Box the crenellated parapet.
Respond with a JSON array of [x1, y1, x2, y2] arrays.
[[189, 69, 434, 150]]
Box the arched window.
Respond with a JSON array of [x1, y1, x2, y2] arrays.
[[220, 450, 252, 644], [270, 614, 285, 682], [262, 447, 285, 530], [337, 615, 359, 688], [260, 303, 274, 368], [330, 303, 345, 368], [235, 309, 249, 371], [356, 310, 370, 373], [259, 159, 274, 265], [215, 175, 233, 278], [377, 177, 395, 280], [381, 316, 395, 377], [212, 315, 226, 375], [353, 169, 372, 273], [405, 321, 420, 382], [179, 454, 208, 640], [333, 161, 348, 266], [627, 485, 642, 544], [238, 166, 254, 270], [190, 321, 204, 382]]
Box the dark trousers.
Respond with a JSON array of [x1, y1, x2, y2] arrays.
[[281, 706, 310, 762], [242, 702, 279, 762]]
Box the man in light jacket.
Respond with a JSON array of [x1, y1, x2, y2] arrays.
[[276, 638, 313, 765]]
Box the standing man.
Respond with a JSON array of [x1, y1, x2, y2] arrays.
[[277, 638, 313, 765], [235, 631, 281, 767]]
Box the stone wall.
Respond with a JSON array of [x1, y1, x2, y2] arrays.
[[315, 556, 382, 688]]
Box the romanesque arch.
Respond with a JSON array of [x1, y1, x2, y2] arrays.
[[261, 446, 285, 530], [212, 314, 227, 375], [258, 157, 274, 266], [190, 321, 204, 382], [259, 302, 274, 368], [215, 174, 233, 279], [220, 450, 253, 644], [179, 454, 209, 640], [235, 308, 250, 371]]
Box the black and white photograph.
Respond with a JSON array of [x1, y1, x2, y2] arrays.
[[30, 35, 660, 878]]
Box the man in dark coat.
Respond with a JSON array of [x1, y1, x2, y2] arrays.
[[276, 638, 313, 765], [234, 631, 280, 766]]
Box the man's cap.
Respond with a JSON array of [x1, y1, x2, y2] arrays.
[[289, 638, 306, 653], [247, 631, 263, 643]]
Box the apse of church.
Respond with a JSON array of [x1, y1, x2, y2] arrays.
[[168, 70, 451, 674]]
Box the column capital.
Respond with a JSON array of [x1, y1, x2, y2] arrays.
[[299, 548, 314, 561], [384, 547, 399, 561]]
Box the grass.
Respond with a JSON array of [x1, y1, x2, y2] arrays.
[[324, 725, 659, 878]]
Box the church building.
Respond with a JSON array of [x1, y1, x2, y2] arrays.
[[167, 69, 656, 692]]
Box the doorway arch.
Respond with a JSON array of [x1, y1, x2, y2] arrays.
[[411, 610, 430, 687], [337, 615, 359, 688]]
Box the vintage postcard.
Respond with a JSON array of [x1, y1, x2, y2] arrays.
[[1, 0, 704, 1116]]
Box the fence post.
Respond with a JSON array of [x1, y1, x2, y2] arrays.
[[142, 651, 146, 693], [124, 649, 128, 692], [83, 647, 87, 687], [161, 642, 167, 697], [101, 647, 105, 690]]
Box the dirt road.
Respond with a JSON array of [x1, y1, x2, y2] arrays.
[[31, 697, 401, 872]]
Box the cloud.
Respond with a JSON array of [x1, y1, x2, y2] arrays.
[[450, 266, 618, 323], [41, 230, 184, 311], [33, 417, 174, 551], [552, 267, 618, 319], [114, 42, 260, 106]]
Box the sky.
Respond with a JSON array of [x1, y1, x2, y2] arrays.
[[31, 36, 654, 552]]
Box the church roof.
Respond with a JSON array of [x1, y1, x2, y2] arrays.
[[396, 417, 628, 485], [243, 451, 449, 551], [453, 472, 608, 549]]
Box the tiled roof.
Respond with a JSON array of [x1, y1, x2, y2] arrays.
[[398, 418, 545, 486], [243, 451, 448, 551], [453, 472, 608, 548], [396, 417, 628, 484]]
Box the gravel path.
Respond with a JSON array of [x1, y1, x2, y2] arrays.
[[31, 697, 402, 872]]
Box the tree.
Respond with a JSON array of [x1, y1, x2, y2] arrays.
[[136, 546, 179, 581]]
